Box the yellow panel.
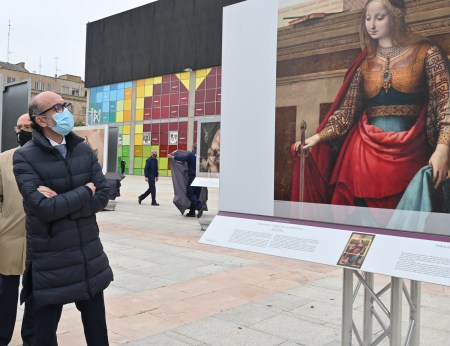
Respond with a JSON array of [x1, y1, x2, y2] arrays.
[[124, 99, 132, 111], [196, 69, 207, 77], [123, 125, 131, 135], [137, 79, 145, 87], [181, 79, 190, 90], [180, 71, 190, 80], [124, 110, 131, 122], [117, 100, 124, 112], [135, 134, 143, 145], [134, 145, 143, 156], [124, 88, 132, 99], [144, 85, 153, 97], [159, 157, 168, 170], [153, 76, 162, 84], [196, 77, 206, 89], [135, 124, 143, 133], [116, 111, 124, 122], [145, 78, 153, 85], [137, 86, 145, 98], [136, 97, 144, 110], [135, 109, 144, 121], [206, 68, 212, 75]]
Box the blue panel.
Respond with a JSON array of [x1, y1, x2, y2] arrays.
[[117, 82, 125, 89], [96, 92, 103, 103], [102, 112, 110, 124], [103, 102, 109, 112], [96, 103, 102, 111], [110, 90, 117, 101], [90, 87, 97, 94], [103, 85, 111, 92], [109, 101, 116, 112], [110, 84, 118, 91], [124, 81, 132, 88], [116, 89, 124, 100], [102, 92, 110, 102]]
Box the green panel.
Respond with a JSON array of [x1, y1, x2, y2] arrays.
[[117, 146, 123, 157], [159, 169, 168, 177], [134, 168, 143, 175], [122, 146, 130, 157], [123, 134, 130, 145], [119, 125, 123, 134], [134, 157, 143, 169], [141, 157, 147, 169], [143, 146, 151, 158], [167, 170, 172, 177], [109, 112, 116, 123], [159, 157, 168, 170]]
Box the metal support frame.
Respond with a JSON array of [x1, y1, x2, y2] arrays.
[[341, 270, 421, 346]]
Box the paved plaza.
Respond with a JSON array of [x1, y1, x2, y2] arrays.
[[11, 175, 450, 345]]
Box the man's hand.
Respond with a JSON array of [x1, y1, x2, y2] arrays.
[[85, 182, 96, 196], [38, 186, 57, 198], [168, 154, 174, 159]]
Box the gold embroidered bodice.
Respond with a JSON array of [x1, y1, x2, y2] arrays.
[[317, 43, 450, 146]]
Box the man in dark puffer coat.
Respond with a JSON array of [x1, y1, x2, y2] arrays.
[[13, 91, 113, 346]]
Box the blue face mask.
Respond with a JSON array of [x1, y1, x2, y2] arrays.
[[49, 109, 74, 136]]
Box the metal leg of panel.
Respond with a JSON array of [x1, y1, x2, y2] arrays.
[[363, 272, 374, 346], [409, 281, 421, 346], [390, 277, 403, 346], [342, 268, 354, 346]]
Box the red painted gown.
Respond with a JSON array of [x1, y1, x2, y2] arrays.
[[291, 42, 450, 211]]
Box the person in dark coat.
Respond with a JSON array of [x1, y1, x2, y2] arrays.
[[168, 144, 205, 217], [13, 91, 113, 346], [138, 149, 160, 205], [120, 159, 126, 174]]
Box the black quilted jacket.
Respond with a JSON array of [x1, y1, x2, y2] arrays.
[[13, 130, 113, 309]]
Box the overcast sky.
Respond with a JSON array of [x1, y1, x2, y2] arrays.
[[0, 0, 157, 79], [1, 0, 312, 80]]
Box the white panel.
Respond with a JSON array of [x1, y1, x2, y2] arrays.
[[220, 0, 278, 215]]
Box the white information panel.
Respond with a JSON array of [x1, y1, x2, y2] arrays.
[[191, 177, 219, 188], [200, 214, 450, 286]]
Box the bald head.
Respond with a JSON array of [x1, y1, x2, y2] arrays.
[[16, 113, 33, 130]]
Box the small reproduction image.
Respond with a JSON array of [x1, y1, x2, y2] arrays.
[[337, 233, 375, 269]]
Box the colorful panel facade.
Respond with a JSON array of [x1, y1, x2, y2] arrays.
[[87, 67, 221, 175]]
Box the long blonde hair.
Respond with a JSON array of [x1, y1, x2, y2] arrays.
[[360, 0, 426, 57]]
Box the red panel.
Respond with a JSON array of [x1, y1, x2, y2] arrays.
[[170, 105, 179, 118], [216, 88, 221, 102], [217, 74, 222, 88], [180, 92, 189, 105], [205, 89, 215, 102], [169, 145, 178, 154], [206, 75, 217, 89], [161, 95, 169, 107], [161, 106, 169, 119], [150, 123, 160, 133], [153, 83, 162, 95], [162, 75, 171, 83], [195, 90, 205, 103], [151, 131, 160, 145], [152, 96, 161, 108], [160, 123, 169, 145], [210, 67, 219, 75], [195, 103, 204, 116], [152, 107, 161, 119], [179, 105, 188, 117], [144, 97, 153, 108], [179, 121, 187, 134], [205, 102, 215, 115], [144, 108, 152, 120], [159, 145, 168, 157], [178, 144, 187, 151], [162, 82, 170, 95], [170, 74, 178, 82], [143, 124, 151, 132], [216, 102, 221, 115], [169, 122, 178, 131], [170, 81, 180, 94], [170, 93, 179, 106]]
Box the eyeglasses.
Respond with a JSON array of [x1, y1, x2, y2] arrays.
[[14, 124, 33, 132], [37, 102, 72, 116]]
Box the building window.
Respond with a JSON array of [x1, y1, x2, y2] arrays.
[[34, 81, 44, 90], [72, 88, 80, 96], [48, 83, 52, 91], [62, 86, 70, 94], [7, 76, 16, 83]]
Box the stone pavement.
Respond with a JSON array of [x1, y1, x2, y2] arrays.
[[11, 175, 450, 345]]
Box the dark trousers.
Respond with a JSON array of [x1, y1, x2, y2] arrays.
[[187, 176, 202, 213], [0, 274, 34, 346], [139, 177, 156, 204], [34, 291, 108, 346]]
